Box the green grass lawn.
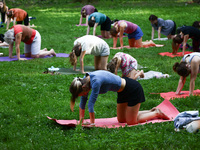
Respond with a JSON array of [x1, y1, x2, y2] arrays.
[[1, 0, 200, 149]]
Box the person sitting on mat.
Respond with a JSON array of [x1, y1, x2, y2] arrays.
[[149, 14, 176, 40], [110, 20, 156, 48], [87, 12, 111, 38], [79, 5, 98, 26], [0, 0, 9, 24], [69, 70, 170, 126], [172, 26, 200, 55], [4, 25, 56, 60], [173, 52, 200, 95], [69, 35, 109, 74], [107, 52, 144, 80], [6, 8, 30, 30]]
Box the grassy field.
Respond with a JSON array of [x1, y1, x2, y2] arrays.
[[1, 0, 200, 149]]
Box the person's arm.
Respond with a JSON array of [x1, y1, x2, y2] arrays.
[[15, 33, 26, 60], [73, 61, 77, 71], [114, 57, 121, 75], [13, 17, 16, 26], [6, 18, 11, 30], [158, 26, 162, 40], [9, 43, 14, 58], [182, 34, 189, 56], [79, 15, 83, 25], [151, 27, 154, 40], [112, 36, 118, 48], [176, 76, 186, 94], [0, 13, 1, 23], [172, 41, 180, 55], [79, 50, 86, 74], [4, 7, 8, 23], [86, 15, 89, 26], [119, 25, 125, 48], [189, 60, 199, 95], [86, 25, 90, 35], [93, 23, 98, 36]]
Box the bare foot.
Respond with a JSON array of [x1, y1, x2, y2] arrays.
[[139, 70, 144, 78], [50, 49, 56, 56], [156, 108, 170, 120]]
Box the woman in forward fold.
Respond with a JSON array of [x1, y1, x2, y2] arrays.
[[107, 52, 144, 80], [172, 26, 200, 55], [173, 52, 200, 95], [69, 35, 109, 74], [79, 5, 98, 26], [70, 70, 169, 126], [4, 25, 56, 60], [110, 20, 156, 49]]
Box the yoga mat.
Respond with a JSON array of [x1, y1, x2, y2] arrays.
[[75, 24, 87, 26], [0, 53, 69, 62], [110, 44, 164, 50], [75, 35, 127, 39], [153, 37, 168, 41], [56, 66, 95, 75], [159, 89, 200, 100], [47, 100, 179, 128], [159, 51, 192, 58]]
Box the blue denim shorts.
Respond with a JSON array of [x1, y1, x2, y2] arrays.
[[128, 26, 143, 40]]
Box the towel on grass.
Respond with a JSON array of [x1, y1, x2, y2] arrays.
[[153, 37, 168, 41], [138, 71, 170, 80], [110, 44, 164, 50], [0, 53, 69, 61], [159, 51, 192, 58], [47, 99, 179, 128]]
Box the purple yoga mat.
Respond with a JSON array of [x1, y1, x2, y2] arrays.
[[0, 53, 69, 61]]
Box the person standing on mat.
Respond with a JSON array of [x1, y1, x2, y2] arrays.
[[173, 52, 200, 95], [0, 0, 9, 24], [107, 52, 144, 80], [172, 26, 200, 55], [110, 20, 156, 48], [149, 14, 176, 40], [79, 5, 98, 26], [69, 70, 169, 126], [6, 8, 30, 30], [4, 25, 56, 60], [69, 35, 110, 74], [87, 12, 111, 38]]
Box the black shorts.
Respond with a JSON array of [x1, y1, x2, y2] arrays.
[[170, 21, 176, 35], [100, 16, 111, 31], [17, 13, 29, 26], [117, 77, 145, 106]]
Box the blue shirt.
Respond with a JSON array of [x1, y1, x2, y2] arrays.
[[88, 12, 106, 25], [79, 70, 121, 112]]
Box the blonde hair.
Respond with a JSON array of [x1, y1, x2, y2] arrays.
[[69, 77, 83, 103], [4, 29, 14, 44], [69, 43, 81, 65]]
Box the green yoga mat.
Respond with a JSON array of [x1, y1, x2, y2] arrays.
[[51, 65, 147, 75], [56, 66, 95, 75]]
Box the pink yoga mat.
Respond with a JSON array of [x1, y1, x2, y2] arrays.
[[159, 51, 192, 58], [110, 44, 164, 50], [159, 89, 200, 100], [75, 24, 87, 26], [0, 53, 69, 62], [47, 99, 179, 128]]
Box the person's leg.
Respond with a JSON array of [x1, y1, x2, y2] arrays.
[[186, 120, 200, 133], [141, 39, 156, 47], [101, 30, 106, 38], [99, 56, 108, 70], [126, 103, 141, 125], [24, 43, 31, 57], [192, 39, 200, 52], [128, 38, 136, 47], [24, 13, 29, 26], [94, 56, 101, 70], [134, 37, 143, 48], [117, 102, 128, 123]]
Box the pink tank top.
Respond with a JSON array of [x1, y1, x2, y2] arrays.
[[118, 20, 138, 34]]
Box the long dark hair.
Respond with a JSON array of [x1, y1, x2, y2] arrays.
[[173, 62, 190, 77]]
